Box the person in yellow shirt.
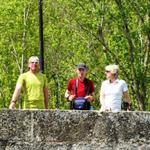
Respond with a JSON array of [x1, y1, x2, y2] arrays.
[[9, 56, 48, 109]]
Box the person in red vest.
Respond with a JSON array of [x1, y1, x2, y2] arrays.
[[65, 63, 94, 110]]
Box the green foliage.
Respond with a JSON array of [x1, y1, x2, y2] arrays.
[[0, 0, 149, 110]]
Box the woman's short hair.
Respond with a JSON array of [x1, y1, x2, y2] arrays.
[[105, 64, 119, 74]]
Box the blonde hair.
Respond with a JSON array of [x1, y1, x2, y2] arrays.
[[28, 56, 40, 70], [28, 56, 39, 64], [105, 64, 119, 74]]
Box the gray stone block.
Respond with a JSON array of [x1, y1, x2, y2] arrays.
[[0, 110, 150, 149]]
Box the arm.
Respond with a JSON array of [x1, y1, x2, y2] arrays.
[[65, 79, 76, 101], [99, 82, 109, 111], [84, 92, 94, 102], [123, 91, 131, 110], [100, 91, 107, 111], [123, 91, 131, 103], [43, 87, 48, 109], [9, 83, 22, 109], [84, 80, 95, 102], [65, 89, 76, 101]]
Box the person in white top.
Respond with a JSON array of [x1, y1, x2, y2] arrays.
[[100, 64, 131, 112]]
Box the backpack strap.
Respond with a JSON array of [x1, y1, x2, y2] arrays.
[[84, 78, 91, 110], [84, 78, 90, 96], [74, 78, 90, 96], [74, 79, 78, 96]]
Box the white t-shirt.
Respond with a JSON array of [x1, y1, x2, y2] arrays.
[[100, 79, 128, 112]]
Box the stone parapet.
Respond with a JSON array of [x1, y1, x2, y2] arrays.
[[0, 110, 150, 150]]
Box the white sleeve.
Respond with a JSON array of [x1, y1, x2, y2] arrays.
[[100, 82, 106, 109], [122, 80, 128, 92]]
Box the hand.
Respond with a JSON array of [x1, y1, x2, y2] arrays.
[[9, 101, 16, 109], [123, 101, 132, 111], [68, 95, 76, 101], [127, 104, 132, 111], [84, 95, 93, 102], [100, 106, 111, 112]]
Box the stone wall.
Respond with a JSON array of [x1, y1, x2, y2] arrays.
[[0, 110, 150, 150]]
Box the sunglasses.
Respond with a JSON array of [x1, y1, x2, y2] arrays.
[[78, 68, 86, 71], [30, 61, 38, 64]]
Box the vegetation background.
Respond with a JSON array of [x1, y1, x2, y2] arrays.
[[0, 0, 149, 110]]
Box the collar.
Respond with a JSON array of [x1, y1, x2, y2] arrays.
[[107, 79, 119, 84]]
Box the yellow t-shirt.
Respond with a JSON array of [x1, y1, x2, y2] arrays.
[[17, 71, 48, 109]]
